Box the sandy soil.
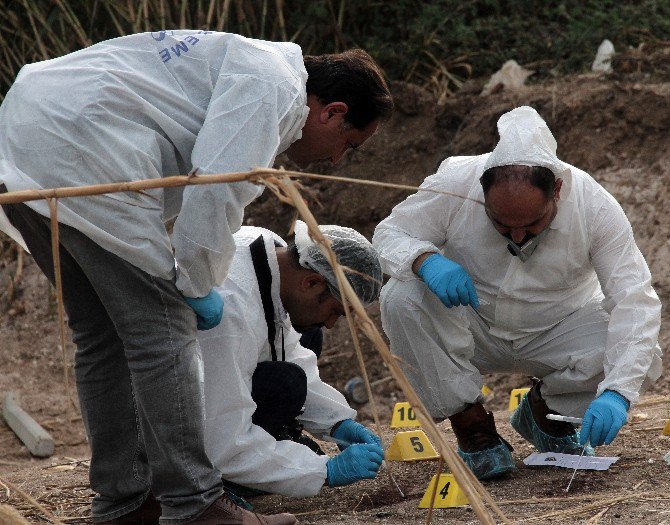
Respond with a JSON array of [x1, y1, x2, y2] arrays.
[[1, 53, 670, 523]]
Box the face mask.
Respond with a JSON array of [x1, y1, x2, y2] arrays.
[[506, 228, 549, 262]]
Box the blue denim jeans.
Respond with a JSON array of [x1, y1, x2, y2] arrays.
[[3, 201, 222, 524]]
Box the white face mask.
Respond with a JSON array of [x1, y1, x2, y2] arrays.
[[506, 228, 549, 262]]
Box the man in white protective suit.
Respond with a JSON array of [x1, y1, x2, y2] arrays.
[[373, 106, 662, 480], [0, 30, 392, 525], [200, 221, 384, 499]]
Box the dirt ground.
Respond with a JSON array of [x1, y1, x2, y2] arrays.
[[2, 50, 670, 523]]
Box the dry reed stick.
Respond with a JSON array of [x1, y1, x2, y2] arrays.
[[512, 492, 655, 522], [0, 504, 30, 525], [48, 198, 76, 417], [328, 245, 404, 498], [635, 395, 670, 408], [0, 168, 488, 521], [0, 476, 65, 524], [585, 507, 610, 524], [425, 457, 444, 525], [0, 168, 484, 207], [276, 176, 507, 525]]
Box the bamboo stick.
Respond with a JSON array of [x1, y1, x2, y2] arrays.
[[329, 244, 404, 498], [0, 168, 484, 207], [0, 168, 490, 522], [0, 476, 65, 525], [425, 457, 444, 525], [48, 199, 76, 417], [277, 176, 508, 525]]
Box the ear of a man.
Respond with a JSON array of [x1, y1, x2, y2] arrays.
[[319, 101, 348, 125]]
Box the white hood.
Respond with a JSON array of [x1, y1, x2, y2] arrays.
[[483, 106, 573, 197]]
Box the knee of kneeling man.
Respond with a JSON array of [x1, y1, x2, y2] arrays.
[[380, 278, 426, 314]]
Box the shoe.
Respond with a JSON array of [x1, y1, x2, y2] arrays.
[[510, 381, 594, 456], [449, 403, 516, 480], [98, 492, 161, 524], [190, 493, 298, 524]]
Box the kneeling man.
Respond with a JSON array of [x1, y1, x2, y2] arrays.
[[201, 220, 384, 497], [373, 106, 662, 480]]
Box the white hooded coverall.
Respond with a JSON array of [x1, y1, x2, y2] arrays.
[[200, 226, 355, 497], [373, 106, 662, 420], [0, 30, 309, 297]]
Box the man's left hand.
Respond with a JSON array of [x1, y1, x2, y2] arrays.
[[579, 390, 629, 447], [332, 419, 382, 449]]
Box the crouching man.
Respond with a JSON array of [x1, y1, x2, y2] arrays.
[[200, 220, 384, 497], [373, 106, 662, 480]]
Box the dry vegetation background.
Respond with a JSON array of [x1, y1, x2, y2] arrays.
[[2, 1, 670, 524]]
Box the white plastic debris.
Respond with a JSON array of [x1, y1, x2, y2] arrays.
[[481, 59, 534, 96], [592, 39, 615, 73], [523, 452, 619, 471], [664, 451, 670, 466]]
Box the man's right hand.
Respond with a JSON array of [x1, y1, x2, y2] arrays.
[[417, 253, 479, 308], [326, 443, 384, 487], [184, 289, 224, 330]]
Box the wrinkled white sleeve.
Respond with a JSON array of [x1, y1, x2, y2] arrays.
[[202, 320, 330, 498], [373, 172, 454, 280], [173, 75, 298, 297], [285, 333, 356, 436], [589, 191, 662, 405]]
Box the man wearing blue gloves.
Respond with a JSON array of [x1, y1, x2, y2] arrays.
[[199, 222, 384, 498], [373, 106, 662, 480], [0, 31, 391, 524]]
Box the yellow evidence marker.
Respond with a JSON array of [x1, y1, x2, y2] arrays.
[[419, 473, 469, 508], [663, 420, 670, 436], [385, 429, 439, 461], [508, 387, 531, 411], [481, 384, 493, 398], [390, 401, 421, 428]]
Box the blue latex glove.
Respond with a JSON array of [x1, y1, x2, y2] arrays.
[[579, 391, 629, 447], [418, 253, 479, 308], [332, 419, 382, 449], [184, 289, 224, 330], [326, 443, 384, 487]]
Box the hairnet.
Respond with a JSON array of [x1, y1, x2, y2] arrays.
[[294, 220, 382, 306], [483, 106, 573, 197]]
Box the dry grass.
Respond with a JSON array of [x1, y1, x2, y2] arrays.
[[0, 1, 298, 101]]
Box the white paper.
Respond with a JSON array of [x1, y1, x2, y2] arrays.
[[523, 452, 619, 471]]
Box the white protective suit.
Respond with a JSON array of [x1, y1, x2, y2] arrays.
[[200, 226, 355, 497], [373, 106, 662, 418], [0, 31, 309, 297]]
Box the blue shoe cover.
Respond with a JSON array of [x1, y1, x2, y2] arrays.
[[510, 395, 594, 456], [457, 441, 516, 480]]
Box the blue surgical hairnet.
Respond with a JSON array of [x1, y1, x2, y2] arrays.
[[294, 220, 382, 306]]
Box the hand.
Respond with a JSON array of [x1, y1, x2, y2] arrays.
[[326, 443, 384, 487], [184, 289, 224, 330], [332, 419, 382, 450], [417, 253, 479, 308], [579, 391, 629, 447]]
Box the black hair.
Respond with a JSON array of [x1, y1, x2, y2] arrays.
[[285, 241, 303, 269], [304, 49, 394, 130]]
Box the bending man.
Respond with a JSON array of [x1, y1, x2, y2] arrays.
[[201, 221, 384, 498], [373, 106, 662, 480], [0, 30, 392, 524]]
